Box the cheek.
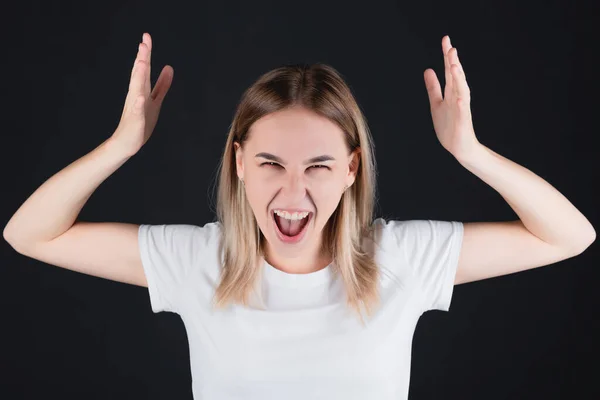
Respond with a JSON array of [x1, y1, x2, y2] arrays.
[[311, 173, 343, 193], [312, 187, 343, 213], [244, 183, 272, 217]]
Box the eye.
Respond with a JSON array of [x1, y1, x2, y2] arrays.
[[260, 162, 330, 171], [260, 162, 282, 168], [309, 165, 330, 170]]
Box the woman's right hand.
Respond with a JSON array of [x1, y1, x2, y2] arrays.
[[110, 33, 173, 157]]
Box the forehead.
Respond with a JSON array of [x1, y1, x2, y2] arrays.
[[247, 107, 346, 151]]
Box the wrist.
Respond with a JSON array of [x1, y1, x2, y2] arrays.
[[102, 137, 138, 159], [454, 141, 486, 165]]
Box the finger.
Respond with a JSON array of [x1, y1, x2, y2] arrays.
[[450, 48, 470, 102], [137, 43, 150, 96], [424, 68, 443, 109], [449, 48, 459, 98], [142, 33, 152, 95], [442, 35, 453, 94], [451, 66, 470, 107], [123, 42, 147, 116], [129, 42, 147, 97], [453, 46, 464, 75], [122, 39, 149, 118], [151, 65, 174, 103], [130, 40, 144, 78]]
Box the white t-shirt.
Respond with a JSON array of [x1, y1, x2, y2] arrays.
[[138, 217, 464, 400]]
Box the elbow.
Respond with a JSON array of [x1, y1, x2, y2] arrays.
[[571, 230, 596, 256], [582, 224, 596, 250], [3, 225, 30, 255], [3, 231, 21, 254], [3, 218, 20, 244], [3, 225, 16, 245]]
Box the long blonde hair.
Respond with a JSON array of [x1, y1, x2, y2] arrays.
[[211, 63, 380, 326]]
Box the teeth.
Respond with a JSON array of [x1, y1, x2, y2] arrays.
[[274, 210, 310, 220]]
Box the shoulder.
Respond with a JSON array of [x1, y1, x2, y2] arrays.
[[368, 217, 421, 247], [370, 217, 459, 237], [368, 218, 462, 257], [187, 220, 222, 245], [140, 220, 222, 244], [138, 221, 223, 266]]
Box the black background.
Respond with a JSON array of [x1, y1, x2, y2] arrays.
[[1, 0, 598, 399]]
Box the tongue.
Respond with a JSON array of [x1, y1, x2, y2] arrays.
[[276, 215, 307, 236]]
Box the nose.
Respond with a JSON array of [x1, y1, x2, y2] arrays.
[[281, 171, 308, 202]]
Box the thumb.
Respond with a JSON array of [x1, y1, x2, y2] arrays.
[[424, 69, 442, 109]]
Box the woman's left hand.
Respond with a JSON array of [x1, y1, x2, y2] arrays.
[[424, 35, 480, 160]]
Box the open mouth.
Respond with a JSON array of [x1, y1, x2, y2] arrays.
[[272, 210, 313, 241]]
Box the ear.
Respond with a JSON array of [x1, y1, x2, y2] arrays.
[[347, 147, 361, 187], [233, 141, 244, 180]]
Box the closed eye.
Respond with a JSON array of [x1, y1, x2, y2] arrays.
[[260, 162, 330, 170]]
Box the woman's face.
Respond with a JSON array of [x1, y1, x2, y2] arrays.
[[234, 106, 359, 268]]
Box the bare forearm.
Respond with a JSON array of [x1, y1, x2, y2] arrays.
[[3, 138, 133, 245], [456, 143, 596, 251]]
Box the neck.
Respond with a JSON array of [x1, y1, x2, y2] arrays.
[[263, 243, 332, 275]]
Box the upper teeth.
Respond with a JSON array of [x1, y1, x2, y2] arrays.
[[274, 210, 310, 220]]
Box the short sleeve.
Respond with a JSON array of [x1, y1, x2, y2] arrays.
[[138, 224, 203, 314], [384, 219, 464, 312]]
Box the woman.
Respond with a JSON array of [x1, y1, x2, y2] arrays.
[[4, 33, 595, 400]]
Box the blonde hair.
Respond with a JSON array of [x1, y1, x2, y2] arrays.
[[211, 63, 380, 326]]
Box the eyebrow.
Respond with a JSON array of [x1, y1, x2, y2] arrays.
[[255, 152, 336, 165]]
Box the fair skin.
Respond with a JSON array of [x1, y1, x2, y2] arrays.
[[425, 35, 595, 285], [234, 106, 360, 275], [3, 32, 594, 295]]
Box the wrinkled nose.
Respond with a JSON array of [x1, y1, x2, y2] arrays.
[[281, 174, 308, 203]]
